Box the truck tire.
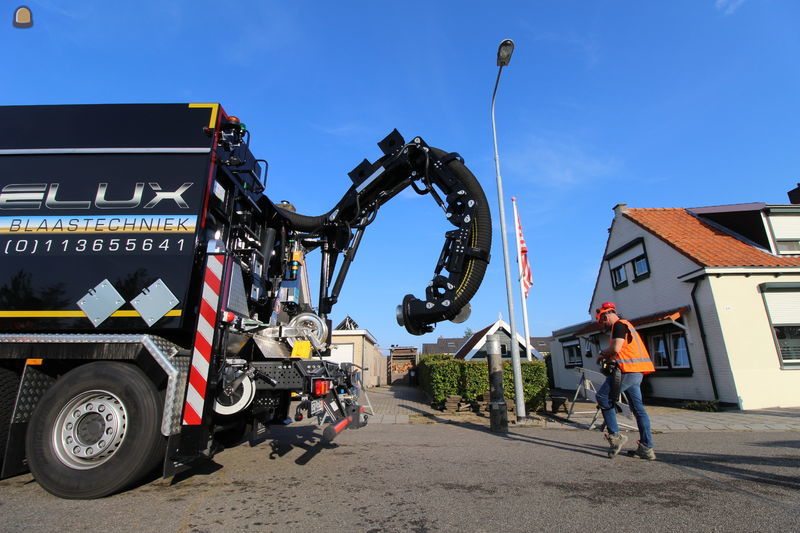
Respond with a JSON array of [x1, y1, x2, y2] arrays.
[[25, 362, 164, 499]]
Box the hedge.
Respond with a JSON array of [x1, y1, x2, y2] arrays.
[[417, 355, 549, 411]]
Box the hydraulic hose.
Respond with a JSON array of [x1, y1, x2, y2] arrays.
[[273, 205, 329, 233], [396, 146, 492, 334], [268, 134, 492, 336]]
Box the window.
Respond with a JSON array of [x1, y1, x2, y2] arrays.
[[760, 283, 800, 366], [632, 255, 650, 279], [642, 327, 692, 373], [500, 344, 507, 355], [649, 334, 669, 368], [611, 265, 628, 289], [671, 332, 690, 368], [774, 326, 800, 362], [562, 341, 582, 367], [604, 237, 649, 289], [776, 240, 800, 254]]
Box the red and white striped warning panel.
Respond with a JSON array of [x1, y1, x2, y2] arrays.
[[182, 254, 224, 425]]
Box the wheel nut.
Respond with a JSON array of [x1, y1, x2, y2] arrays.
[[98, 405, 105, 412], [106, 414, 113, 421], [73, 446, 81, 454], [66, 423, 73, 430]]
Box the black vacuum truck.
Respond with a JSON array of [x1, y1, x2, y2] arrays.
[[0, 103, 492, 498]]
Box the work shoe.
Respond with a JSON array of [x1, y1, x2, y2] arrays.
[[628, 442, 656, 461], [605, 432, 628, 458]]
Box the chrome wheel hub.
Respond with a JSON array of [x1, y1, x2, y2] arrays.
[[52, 390, 127, 469]]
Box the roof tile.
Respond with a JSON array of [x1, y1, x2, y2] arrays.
[[623, 208, 800, 267]]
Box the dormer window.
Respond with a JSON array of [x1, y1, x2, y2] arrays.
[[776, 240, 800, 254], [632, 255, 650, 280], [605, 237, 649, 290], [611, 264, 628, 289]]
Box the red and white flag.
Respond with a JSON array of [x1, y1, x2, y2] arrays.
[[513, 199, 533, 298]]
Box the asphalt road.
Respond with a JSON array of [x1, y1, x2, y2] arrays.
[[1, 422, 798, 533]]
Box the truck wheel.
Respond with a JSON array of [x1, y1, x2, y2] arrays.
[[25, 362, 164, 499]]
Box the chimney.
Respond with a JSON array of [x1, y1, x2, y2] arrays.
[[788, 184, 800, 204]]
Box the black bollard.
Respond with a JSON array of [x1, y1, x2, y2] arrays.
[[486, 333, 508, 433]]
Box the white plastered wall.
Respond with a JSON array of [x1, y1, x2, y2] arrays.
[[330, 331, 387, 388], [591, 215, 728, 402], [549, 332, 587, 390], [707, 274, 800, 409]]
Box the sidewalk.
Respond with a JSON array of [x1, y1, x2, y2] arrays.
[[360, 385, 800, 432], [360, 384, 440, 424], [561, 395, 800, 432]]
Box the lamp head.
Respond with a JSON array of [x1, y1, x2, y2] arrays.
[[497, 39, 515, 67]]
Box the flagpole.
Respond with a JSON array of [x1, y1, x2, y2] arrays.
[[512, 197, 533, 361]]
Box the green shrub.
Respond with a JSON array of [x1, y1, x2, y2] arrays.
[[418, 358, 461, 403], [683, 400, 720, 412], [418, 356, 549, 411], [503, 360, 549, 411], [419, 353, 453, 362], [461, 362, 489, 401]]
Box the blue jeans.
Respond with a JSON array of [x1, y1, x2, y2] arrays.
[[596, 372, 653, 448]]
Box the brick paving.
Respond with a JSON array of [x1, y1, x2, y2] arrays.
[[358, 385, 800, 432]]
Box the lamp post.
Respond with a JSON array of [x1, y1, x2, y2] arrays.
[[491, 39, 527, 422]]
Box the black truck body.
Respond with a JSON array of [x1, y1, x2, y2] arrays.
[[0, 104, 492, 498]]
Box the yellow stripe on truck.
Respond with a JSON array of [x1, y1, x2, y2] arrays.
[[0, 310, 182, 318], [188, 103, 220, 129]]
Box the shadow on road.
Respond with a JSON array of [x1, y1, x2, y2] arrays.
[[267, 425, 338, 466], [658, 449, 800, 493], [168, 459, 224, 487], [400, 403, 608, 457], [500, 431, 607, 457]]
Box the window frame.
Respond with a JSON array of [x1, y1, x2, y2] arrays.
[[639, 324, 693, 376], [560, 339, 583, 368], [610, 264, 628, 289], [605, 237, 651, 290], [775, 240, 800, 254], [759, 283, 800, 368], [772, 325, 800, 364], [648, 334, 669, 369], [632, 254, 650, 281], [670, 331, 691, 369]]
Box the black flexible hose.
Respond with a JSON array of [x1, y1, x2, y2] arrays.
[[398, 147, 492, 334]]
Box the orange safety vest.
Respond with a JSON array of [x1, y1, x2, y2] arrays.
[[611, 318, 655, 374]]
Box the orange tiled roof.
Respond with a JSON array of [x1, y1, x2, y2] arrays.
[[623, 208, 800, 267]]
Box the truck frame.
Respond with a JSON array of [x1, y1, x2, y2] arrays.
[[0, 104, 491, 498]]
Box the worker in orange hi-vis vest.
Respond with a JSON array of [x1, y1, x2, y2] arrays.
[[594, 302, 657, 461]]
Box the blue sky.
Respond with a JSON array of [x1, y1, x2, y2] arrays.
[[4, 1, 800, 352]]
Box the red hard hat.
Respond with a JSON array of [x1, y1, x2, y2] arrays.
[[595, 302, 616, 322]]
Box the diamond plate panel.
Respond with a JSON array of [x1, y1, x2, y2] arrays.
[[0, 334, 186, 436], [13, 365, 56, 424], [131, 279, 180, 327], [77, 279, 125, 327]]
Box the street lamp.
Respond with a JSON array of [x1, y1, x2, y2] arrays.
[[491, 39, 527, 421], [497, 39, 514, 66]]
